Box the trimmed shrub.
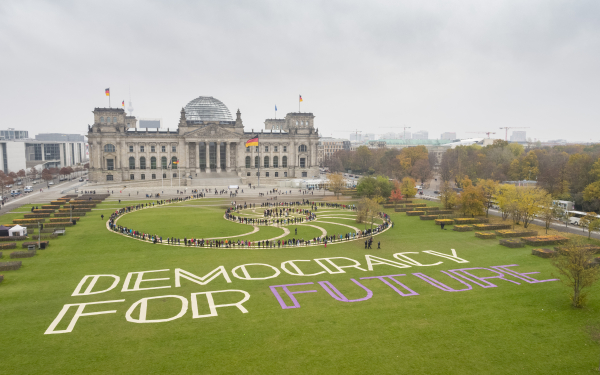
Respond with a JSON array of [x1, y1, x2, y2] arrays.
[[435, 219, 454, 225], [554, 244, 600, 255], [54, 212, 86, 217], [0, 236, 28, 242], [394, 208, 409, 212], [39, 234, 58, 239], [532, 248, 556, 258], [13, 218, 45, 224], [420, 215, 438, 220], [436, 210, 454, 215], [425, 206, 440, 211], [24, 213, 51, 218], [499, 239, 524, 248], [454, 218, 490, 225], [0, 261, 22, 271], [406, 211, 426, 216], [45, 222, 73, 227], [41, 205, 60, 209], [58, 208, 91, 213], [522, 236, 569, 246], [473, 224, 511, 231], [50, 217, 79, 222], [22, 241, 49, 248], [496, 230, 538, 238], [32, 209, 55, 214], [11, 250, 36, 258], [50, 201, 65, 205], [453, 225, 473, 232], [475, 232, 496, 239]]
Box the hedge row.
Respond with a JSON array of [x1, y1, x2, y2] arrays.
[[0, 261, 21, 271], [44, 222, 73, 227], [49, 217, 79, 222], [554, 245, 600, 254], [435, 219, 454, 225], [11, 250, 36, 258], [0, 243, 16, 250], [405, 203, 427, 208], [41, 205, 60, 209], [50, 201, 66, 205], [24, 213, 51, 218], [54, 212, 86, 217], [13, 218, 45, 224], [406, 211, 426, 216], [58, 208, 91, 213], [522, 236, 569, 245], [475, 232, 496, 239], [394, 208, 409, 212], [453, 225, 473, 232], [436, 210, 454, 215], [454, 218, 489, 225], [473, 224, 512, 230], [22, 241, 49, 248], [496, 230, 538, 238], [33, 209, 55, 214], [0, 236, 28, 242], [499, 239, 524, 248], [419, 215, 438, 220], [532, 248, 556, 258]]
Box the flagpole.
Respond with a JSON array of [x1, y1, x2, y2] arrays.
[[257, 134, 260, 188]]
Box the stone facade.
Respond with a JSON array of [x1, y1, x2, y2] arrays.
[[87, 97, 320, 185]]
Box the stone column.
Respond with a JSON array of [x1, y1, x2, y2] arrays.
[[216, 141, 221, 172], [226, 142, 231, 171], [195, 142, 200, 171], [206, 142, 211, 173]]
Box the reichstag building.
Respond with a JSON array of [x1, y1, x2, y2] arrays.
[[87, 96, 320, 185]]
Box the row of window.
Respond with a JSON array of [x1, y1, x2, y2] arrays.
[[100, 116, 118, 124], [244, 171, 308, 177], [104, 144, 177, 153], [244, 156, 289, 168], [106, 173, 178, 181], [121, 156, 178, 170], [246, 145, 307, 153]]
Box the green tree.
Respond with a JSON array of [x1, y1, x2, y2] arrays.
[[356, 176, 376, 198], [552, 238, 600, 308], [327, 173, 345, 200], [357, 197, 381, 232], [518, 187, 549, 229], [496, 184, 516, 221], [477, 179, 499, 217], [400, 177, 417, 197], [440, 182, 457, 210], [458, 180, 484, 217]]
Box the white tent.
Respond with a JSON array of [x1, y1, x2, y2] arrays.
[[9, 225, 27, 237]]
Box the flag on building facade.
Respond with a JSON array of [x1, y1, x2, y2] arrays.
[[245, 137, 259, 147]]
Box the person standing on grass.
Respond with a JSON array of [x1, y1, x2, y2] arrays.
[[378, 241, 380, 249], [101, 214, 104, 220]]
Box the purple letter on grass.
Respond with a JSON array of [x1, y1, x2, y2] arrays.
[[269, 283, 317, 309], [447, 267, 520, 288], [490, 264, 559, 283], [412, 271, 473, 292], [318, 279, 373, 302], [360, 274, 419, 296]]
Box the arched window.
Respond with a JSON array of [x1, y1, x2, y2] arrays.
[[171, 156, 178, 169], [254, 156, 259, 168], [282, 156, 288, 168], [151, 156, 157, 169], [245, 156, 251, 168], [298, 144, 307, 152], [140, 157, 146, 170], [264, 156, 269, 168], [273, 156, 279, 168], [104, 144, 115, 152], [100, 116, 104, 123], [107, 117, 111, 123], [113, 117, 117, 123], [129, 156, 135, 170], [161, 156, 167, 169]]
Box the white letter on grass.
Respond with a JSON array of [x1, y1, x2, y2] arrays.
[[314, 257, 367, 274], [364, 255, 412, 271], [392, 252, 442, 267], [45, 300, 125, 334], [125, 295, 188, 323], [72, 275, 120, 296], [174, 267, 231, 287], [281, 260, 325, 276], [191, 290, 250, 318], [231, 264, 280, 280], [122, 269, 171, 292], [422, 249, 469, 263]]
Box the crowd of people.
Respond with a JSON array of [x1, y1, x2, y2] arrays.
[[106, 195, 392, 248]]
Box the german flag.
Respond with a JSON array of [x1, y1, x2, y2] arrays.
[[173, 159, 179, 165], [245, 137, 259, 147], [105, 88, 110, 96]]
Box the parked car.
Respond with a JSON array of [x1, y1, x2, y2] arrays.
[[79, 178, 84, 182], [6, 184, 12, 188], [24, 186, 33, 193], [433, 190, 440, 194], [48, 182, 54, 185]]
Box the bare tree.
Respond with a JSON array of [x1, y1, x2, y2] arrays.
[[552, 239, 600, 308]]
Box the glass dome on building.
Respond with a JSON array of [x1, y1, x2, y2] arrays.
[[184, 96, 233, 122]]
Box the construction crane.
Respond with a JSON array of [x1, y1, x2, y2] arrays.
[[336, 129, 362, 141], [381, 126, 411, 140], [467, 131, 496, 138], [499, 127, 530, 141]]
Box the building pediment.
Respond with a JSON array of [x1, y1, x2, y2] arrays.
[[183, 124, 240, 140]]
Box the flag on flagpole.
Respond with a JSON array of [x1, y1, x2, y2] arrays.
[[105, 88, 110, 96], [245, 137, 259, 147], [275, 105, 277, 111], [299, 95, 303, 102], [122, 100, 125, 107]]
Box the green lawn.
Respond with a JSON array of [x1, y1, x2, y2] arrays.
[[1, 197, 600, 374]]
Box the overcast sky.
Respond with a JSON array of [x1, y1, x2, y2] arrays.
[[1, 0, 599, 142]]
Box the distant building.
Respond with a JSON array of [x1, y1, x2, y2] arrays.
[[0, 137, 87, 173], [349, 133, 363, 142], [440, 132, 456, 140], [510, 131, 527, 142], [0, 129, 29, 140], [318, 137, 350, 165], [363, 133, 376, 141], [381, 132, 398, 139], [412, 131, 429, 140], [35, 133, 85, 142], [367, 140, 387, 149]]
